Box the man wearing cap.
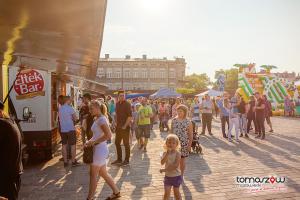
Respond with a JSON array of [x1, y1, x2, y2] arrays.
[[112, 91, 132, 166]]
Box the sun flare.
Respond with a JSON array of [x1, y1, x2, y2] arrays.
[[140, 0, 167, 13]]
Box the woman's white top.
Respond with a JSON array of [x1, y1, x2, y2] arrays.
[[90, 116, 109, 166]]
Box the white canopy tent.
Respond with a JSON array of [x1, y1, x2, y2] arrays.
[[195, 89, 224, 97]]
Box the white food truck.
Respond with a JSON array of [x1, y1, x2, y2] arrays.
[[1, 0, 108, 160], [9, 60, 83, 159]]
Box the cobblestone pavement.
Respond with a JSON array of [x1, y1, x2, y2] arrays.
[[19, 117, 300, 200]]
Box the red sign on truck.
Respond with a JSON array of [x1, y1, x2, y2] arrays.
[[14, 69, 45, 100]]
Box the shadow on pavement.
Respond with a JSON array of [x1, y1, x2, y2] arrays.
[[286, 177, 300, 193], [100, 138, 152, 199], [266, 135, 300, 155], [246, 136, 299, 162], [272, 133, 300, 144], [199, 135, 241, 156], [238, 139, 295, 170], [21, 150, 89, 199], [184, 153, 211, 194]]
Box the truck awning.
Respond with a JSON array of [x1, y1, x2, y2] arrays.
[[0, 0, 107, 80], [61, 74, 108, 94]]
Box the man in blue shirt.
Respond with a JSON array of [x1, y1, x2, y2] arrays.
[[59, 96, 80, 167], [216, 93, 230, 138]]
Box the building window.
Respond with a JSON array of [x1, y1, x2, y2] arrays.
[[124, 68, 131, 78], [181, 71, 185, 79], [113, 68, 121, 78], [133, 68, 139, 78], [169, 68, 176, 78], [162, 69, 167, 78], [155, 71, 160, 79], [150, 70, 156, 79], [106, 68, 112, 78], [96, 68, 105, 78], [158, 69, 166, 79], [140, 68, 148, 78], [170, 71, 175, 78]]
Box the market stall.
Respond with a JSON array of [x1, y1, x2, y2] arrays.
[[150, 88, 182, 99]]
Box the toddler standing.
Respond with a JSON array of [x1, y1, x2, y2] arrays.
[[160, 134, 182, 200]]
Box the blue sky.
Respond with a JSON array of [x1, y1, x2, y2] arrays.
[[101, 0, 300, 80]]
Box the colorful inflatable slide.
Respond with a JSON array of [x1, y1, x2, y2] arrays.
[[236, 64, 293, 110]]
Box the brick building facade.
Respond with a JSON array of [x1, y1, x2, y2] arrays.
[[96, 54, 186, 92]]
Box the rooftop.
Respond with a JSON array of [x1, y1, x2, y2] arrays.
[[99, 54, 185, 63]]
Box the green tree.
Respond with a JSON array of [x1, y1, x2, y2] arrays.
[[176, 88, 196, 94], [214, 68, 238, 94], [183, 73, 210, 91]]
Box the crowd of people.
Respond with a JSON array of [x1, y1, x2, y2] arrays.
[[0, 89, 281, 200], [65, 90, 276, 199], [215, 92, 273, 141]]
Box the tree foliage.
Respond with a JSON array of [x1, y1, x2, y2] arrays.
[[183, 73, 211, 91], [176, 88, 196, 94]]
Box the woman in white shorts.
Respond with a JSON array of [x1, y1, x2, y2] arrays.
[[85, 100, 120, 200]]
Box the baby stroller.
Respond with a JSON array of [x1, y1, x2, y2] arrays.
[[191, 121, 203, 154]]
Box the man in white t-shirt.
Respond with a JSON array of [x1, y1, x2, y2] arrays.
[[58, 96, 80, 167], [200, 94, 213, 135]]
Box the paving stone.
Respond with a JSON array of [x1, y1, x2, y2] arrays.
[[19, 117, 300, 199]]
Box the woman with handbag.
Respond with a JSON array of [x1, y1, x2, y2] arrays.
[[85, 100, 120, 200]]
